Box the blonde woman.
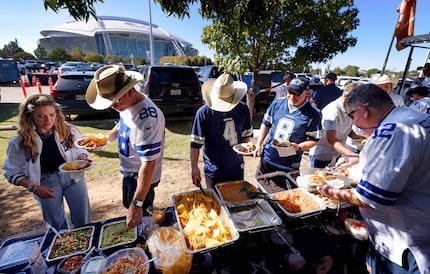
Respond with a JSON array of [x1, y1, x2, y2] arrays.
[[3, 94, 91, 230]]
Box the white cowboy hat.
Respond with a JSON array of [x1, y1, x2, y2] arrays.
[[374, 74, 393, 85], [202, 73, 247, 112], [86, 65, 143, 110]]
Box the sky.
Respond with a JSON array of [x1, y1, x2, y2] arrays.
[[1, 0, 430, 72]]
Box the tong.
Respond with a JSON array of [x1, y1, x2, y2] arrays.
[[196, 178, 205, 195]]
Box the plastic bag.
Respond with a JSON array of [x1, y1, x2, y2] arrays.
[[146, 226, 193, 274]]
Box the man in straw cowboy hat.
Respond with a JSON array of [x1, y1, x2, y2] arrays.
[[374, 74, 405, 106], [86, 65, 165, 229], [190, 73, 253, 189]]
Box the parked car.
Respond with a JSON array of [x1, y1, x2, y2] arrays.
[[243, 70, 283, 113], [50, 71, 117, 118], [58, 62, 91, 73], [197, 65, 224, 84], [141, 65, 202, 115]]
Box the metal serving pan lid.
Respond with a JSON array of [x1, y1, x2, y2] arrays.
[[172, 189, 239, 254], [226, 199, 282, 233]]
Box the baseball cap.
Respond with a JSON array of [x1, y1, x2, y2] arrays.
[[417, 63, 430, 71], [406, 86, 430, 96], [287, 77, 309, 95], [325, 72, 337, 80], [283, 72, 295, 81]]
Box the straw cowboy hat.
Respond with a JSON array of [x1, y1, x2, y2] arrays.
[[375, 74, 398, 85], [202, 73, 247, 112], [86, 65, 143, 110]]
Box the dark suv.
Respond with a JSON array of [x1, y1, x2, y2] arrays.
[[142, 65, 202, 115], [50, 71, 117, 118]]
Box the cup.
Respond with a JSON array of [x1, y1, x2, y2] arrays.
[[147, 205, 166, 225]]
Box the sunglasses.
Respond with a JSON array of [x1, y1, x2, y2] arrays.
[[287, 89, 302, 97], [347, 103, 370, 119]]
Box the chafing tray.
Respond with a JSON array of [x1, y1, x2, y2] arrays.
[[271, 188, 326, 219], [98, 220, 137, 250], [226, 199, 282, 233], [215, 180, 258, 206], [172, 189, 239, 254], [46, 225, 94, 262], [256, 171, 297, 194]]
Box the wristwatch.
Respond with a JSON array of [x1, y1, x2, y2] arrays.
[[132, 199, 144, 207]]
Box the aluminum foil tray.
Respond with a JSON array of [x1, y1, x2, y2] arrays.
[[271, 188, 326, 218], [46, 226, 94, 262], [256, 171, 298, 194], [98, 220, 137, 251], [172, 189, 239, 254], [215, 180, 258, 206], [226, 199, 282, 233]]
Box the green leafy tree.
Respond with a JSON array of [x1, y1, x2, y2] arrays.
[[344, 65, 360, 77], [84, 52, 105, 63], [43, 0, 102, 22], [48, 47, 69, 61], [331, 67, 345, 76], [13, 51, 34, 59], [34, 45, 48, 60], [365, 68, 380, 78], [196, 0, 359, 118], [41, 0, 359, 117], [69, 47, 85, 61], [0, 39, 25, 57]]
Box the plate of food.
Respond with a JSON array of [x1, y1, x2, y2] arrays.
[[75, 134, 109, 150], [96, 247, 149, 274], [232, 142, 257, 155], [59, 160, 94, 173], [303, 169, 350, 188]]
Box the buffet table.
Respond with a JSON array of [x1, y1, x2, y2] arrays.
[[0, 171, 369, 274]]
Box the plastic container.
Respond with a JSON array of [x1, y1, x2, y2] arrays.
[[96, 247, 149, 274], [98, 220, 137, 250]]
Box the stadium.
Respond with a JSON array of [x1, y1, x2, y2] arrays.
[[38, 16, 198, 63]]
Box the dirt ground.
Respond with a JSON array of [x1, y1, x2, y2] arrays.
[[0, 142, 270, 241]]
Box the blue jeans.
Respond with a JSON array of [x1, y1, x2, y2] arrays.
[[366, 244, 419, 274], [37, 172, 91, 230], [122, 174, 157, 217], [310, 155, 331, 168]]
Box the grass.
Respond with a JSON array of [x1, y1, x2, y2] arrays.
[[0, 102, 264, 194]]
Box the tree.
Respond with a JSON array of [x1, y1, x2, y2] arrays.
[[69, 47, 85, 61], [344, 65, 360, 77], [197, 0, 359, 119], [34, 45, 48, 60], [48, 47, 69, 61], [43, 0, 101, 22], [42, 0, 359, 119], [0, 39, 25, 58], [84, 52, 105, 63]]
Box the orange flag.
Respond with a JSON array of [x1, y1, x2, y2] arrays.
[[394, 0, 416, 51]]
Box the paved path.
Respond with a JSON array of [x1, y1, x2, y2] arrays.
[[0, 84, 50, 103]]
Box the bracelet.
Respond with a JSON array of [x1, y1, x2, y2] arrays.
[[33, 185, 39, 194], [27, 182, 36, 192]]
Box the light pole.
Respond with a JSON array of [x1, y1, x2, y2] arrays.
[[148, 0, 155, 65]]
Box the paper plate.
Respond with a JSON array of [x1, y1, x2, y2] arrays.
[[232, 143, 257, 155], [74, 138, 108, 151], [59, 160, 94, 173]]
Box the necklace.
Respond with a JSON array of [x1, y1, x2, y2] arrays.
[[37, 129, 54, 138]]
